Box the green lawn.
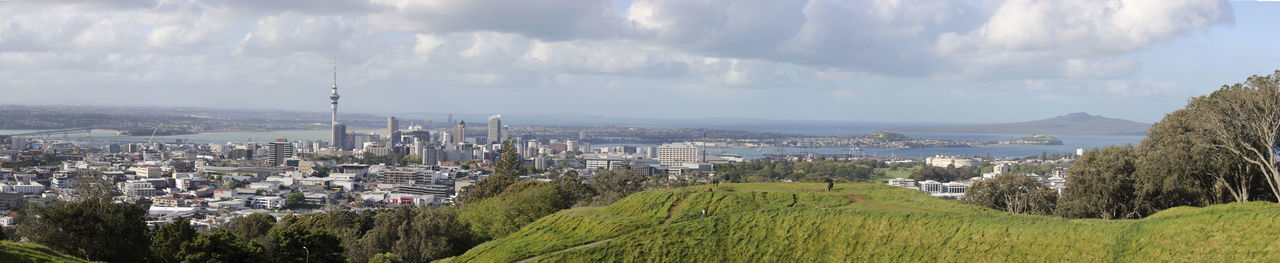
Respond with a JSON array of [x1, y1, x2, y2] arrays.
[[0, 241, 85, 263], [873, 166, 920, 182], [444, 182, 1280, 262]]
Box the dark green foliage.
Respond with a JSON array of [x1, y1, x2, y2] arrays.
[[587, 168, 648, 206], [151, 219, 197, 263], [17, 180, 151, 262], [267, 224, 345, 263], [963, 174, 1058, 215], [460, 181, 569, 241], [287, 191, 305, 207], [177, 231, 261, 263], [1056, 145, 1138, 219], [356, 206, 473, 262], [552, 174, 596, 207], [909, 165, 979, 183], [369, 253, 403, 263], [460, 139, 522, 205], [223, 213, 276, 243]]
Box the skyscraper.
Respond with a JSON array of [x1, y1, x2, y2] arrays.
[[488, 115, 502, 144], [387, 116, 400, 145], [333, 123, 348, 150], [329, 65, 342, 149], [268, 138, 294, 166], [452, 121, 466, 145]]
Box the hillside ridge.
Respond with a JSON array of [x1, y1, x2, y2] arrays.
[[443, 183, 1280, 262], [895, 112, 1150, 136]]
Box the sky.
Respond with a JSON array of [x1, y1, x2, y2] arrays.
[[0, 0, 1278, 124]]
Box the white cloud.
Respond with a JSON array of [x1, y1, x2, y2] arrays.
[[0, 0, 1244, 122]]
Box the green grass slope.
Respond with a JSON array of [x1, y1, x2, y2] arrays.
[[0, 241, 85, 263], [446, 183, 1280, 262]]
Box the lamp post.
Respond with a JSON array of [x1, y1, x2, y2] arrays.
[[303, 246, 310, 263]]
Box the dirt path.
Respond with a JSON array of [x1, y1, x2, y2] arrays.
[[663, 193, 693, 225], [516, 238, 615, 263], [842, 193, 866, 203], [520, 193, 691, 263]]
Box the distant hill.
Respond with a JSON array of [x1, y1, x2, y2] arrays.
[[896, 112, 1150, 136], [442, 183, 1280, 262]]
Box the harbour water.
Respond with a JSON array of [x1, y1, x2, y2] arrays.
[[2, 129, 1144, 159]]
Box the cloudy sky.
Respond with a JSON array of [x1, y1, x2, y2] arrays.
[[1, 0, 1277, 123]]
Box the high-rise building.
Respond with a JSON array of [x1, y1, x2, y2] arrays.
[[268, 138, 294, 167], [388, 116, 400, 145], [658, 143, 699, 166], [488, 115, 502, 144], [329, 64, 342, 148], [333, 123, 348, 150], [452, 121, 466, 145]]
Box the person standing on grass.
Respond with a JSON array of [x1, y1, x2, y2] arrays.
[[701, 208, 707, 218], [826, 178, 834, 191]]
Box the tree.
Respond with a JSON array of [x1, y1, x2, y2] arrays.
[[1131, 104, 1242, 216], [268, 225, 345, 263], [459, 139, 522, 205], [152, 218, 198, 263], [355, 206, 473, 262], [369, 253, 403, 263], [588, 168, 648, 206], [178, 231, 261, 263], [459, 181, 567, 241], [551, 173, 596, 207], [18, 179, 151, 262], [224, 213, 277, 243], [1056, 145, 1138, 219], [287, 191, 306, 208], [963, 174, 1058, 215], [1196, 71, 1280, 201]]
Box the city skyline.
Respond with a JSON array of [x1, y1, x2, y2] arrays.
[[2, 1, 1279, 123]]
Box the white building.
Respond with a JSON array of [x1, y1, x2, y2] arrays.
[[887, 178, 917, 188], [925, 155, 982, 168], [584, 154, 629, 171], [117, 180, 160, 196], [248, 196, 285, 209], [658, 143, 699, 166], [0, 181, 45, 194]]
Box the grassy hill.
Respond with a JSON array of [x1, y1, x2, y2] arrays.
[[442, 183, 1280, 262], [0, 241, 84, 263], [897, 112, 1150, 136]]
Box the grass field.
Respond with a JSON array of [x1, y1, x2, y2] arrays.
[[443, 182, 1280, 262], [874, 166, 920, 182], [0, 241, 84, 263]]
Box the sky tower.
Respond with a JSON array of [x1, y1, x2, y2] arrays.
[[330, 64, 342, 147]]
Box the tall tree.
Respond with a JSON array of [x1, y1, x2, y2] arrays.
[[152, 218, 198, 263], [268, 225, 345, 263], [178, 231, 261, 263], [18, 179, 151, 262], [963, 173, 1057, 215], [459, 138, 522, 204], [223, 213, 277, 243], [1197, 71, 1280, 201], [1056, 145, 1138, 219]]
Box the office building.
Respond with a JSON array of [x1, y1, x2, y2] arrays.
[[452, 121, 466, 145], [268, 138, 294, 166], [658, 143, 699, 166], [488, 115, 502, 144], [388, 116, 400, 145]]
